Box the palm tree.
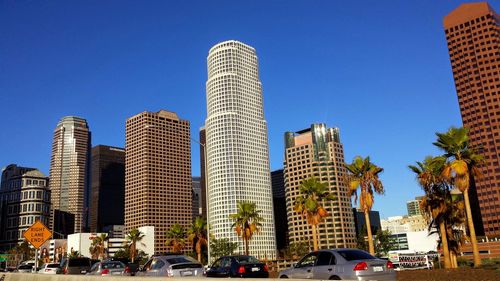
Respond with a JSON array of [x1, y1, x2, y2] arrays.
[[166, 224, 186, 253], [229, 201, 263, 255], [434, 127, 484, 267], [409, 156, 452, 269], [293, 177, 335, 251], [188, 217, 208, 263], [345, 156, 384, 255], [125, 228, 145, 263], [89, 233, 108, 260]]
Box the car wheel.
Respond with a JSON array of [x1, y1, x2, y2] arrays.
[[329, 276, 341, 280], [280, 275, 289, 278]]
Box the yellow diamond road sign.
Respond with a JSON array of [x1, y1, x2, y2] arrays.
[[23, 220, 52, 249]]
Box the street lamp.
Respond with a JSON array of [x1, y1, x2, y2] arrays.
[[189, 137, 211, 265]]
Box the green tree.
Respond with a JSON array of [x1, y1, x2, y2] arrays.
[[293, 177, 335, 251], [188, 217, 208, 263], [356, 226, 368, 252], [374, 229, 394, 257], [346, 156, 384, 255], [166, 224, 186, 253], [434, 127, 484, 267], [409, 156, 453, 268], [114, 246, 148, 264], [229, 201, 263, 255], [125, 228, 145, 263], [209, 238, 238, 262], [283, 241, 309, 259], [89, 233, 108, 260]]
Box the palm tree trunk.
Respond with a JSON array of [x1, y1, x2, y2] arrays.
[[463, 190, 481, 267], [311, 224, 319, 251], [451, 251, 457, 268], [364, 210, 375, 255], [131, 242, 136, 263], [439, 222, 451, 269], [244, 237, 249, 256]]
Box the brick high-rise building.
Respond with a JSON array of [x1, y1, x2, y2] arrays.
[[90, 145, 125, 233], [444, 2, 500, 236], [125, 110, 192, 254], [284, 124, 356, 249], [49, 116, 91, 236]]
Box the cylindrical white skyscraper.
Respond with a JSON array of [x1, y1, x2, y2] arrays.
[[205, 40, 276, 259]]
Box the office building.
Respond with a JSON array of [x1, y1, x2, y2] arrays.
[[0, 165, 51, 251], [444, 2, 500, 236], [381, 215, 428, 233], [284, 124, 357, 249], [192, 177, 202, 218], [353, 208, 381, 237], [406, 196, 425, 217], [271, 169, 288, 252], [90, 145, 125, 232], [49, 116, 91, 236], [205, 40, 276, 258], [125, 110, 192, 254]]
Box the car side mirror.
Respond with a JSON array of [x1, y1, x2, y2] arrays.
[[293, 262, 298, 268]]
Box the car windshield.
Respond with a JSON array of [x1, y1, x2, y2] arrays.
[[234, 256, 259, 264], [166, 256, 198, 264], [337, 250, 375, 261], [102, 262, 124, 269]]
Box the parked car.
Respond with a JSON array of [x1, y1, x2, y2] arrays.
[[137, 254, 204, 277], [87, 261, 129, 276], [279, 249, 396, 280], [39, 263, 60, 274], [58, 257, 91, 274], [16, 264, 34, 273], [206, 255, 269, 278], [108, 257, 140, 276]]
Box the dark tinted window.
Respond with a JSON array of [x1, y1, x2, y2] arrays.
[[211, 258, 222, 268], [337, 250, 375, 261], [102, 262, 124, 269], [47, 264, 60, 268], [151, 259, 165, 270], [18, 265, 32, 269], [234, 256, 259, 264], [316, 252, 334, 266], [166, 256, 197, 264], [68, 258, 90, 266]]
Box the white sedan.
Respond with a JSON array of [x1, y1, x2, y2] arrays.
[[39, 263, 59, 274]]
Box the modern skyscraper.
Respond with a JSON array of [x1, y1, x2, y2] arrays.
[[49, 116, 91, 236], [0, 165, 51, 251], [271, 169, 288, 252], [192, 176, 202, 218], [406, 196, 424, 217], [205, 40, 276, 259], [284, 124, 357, 249], [125, 110, 192, 254], [444, 2, 500, 236], [90, 145, 125, 233]]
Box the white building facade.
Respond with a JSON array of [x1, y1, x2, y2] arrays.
[[205, 40, 276, 259]]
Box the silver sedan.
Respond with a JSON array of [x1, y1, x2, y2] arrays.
[[279, 249, 396, 281]]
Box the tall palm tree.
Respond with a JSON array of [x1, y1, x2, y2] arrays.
[[409, 156, 452, 269], [345, 156, 384, 255], [434, 127, 484, 267], [293, 177, 335, 251], [229, 201, 263, 255], [89, 233, 108, 260], [166, 224, 186, 253], [126, 228, 145, 263], [188, 217, 208, 263]]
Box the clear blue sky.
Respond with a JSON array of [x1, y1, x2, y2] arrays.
[[2, 0, 496, 219]]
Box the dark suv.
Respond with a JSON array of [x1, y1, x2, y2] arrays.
[[58, 257, 91, 274]]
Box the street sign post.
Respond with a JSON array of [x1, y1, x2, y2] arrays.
[[22, 220, 52, 270]]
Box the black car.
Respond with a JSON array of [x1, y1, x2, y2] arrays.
[[107, 257, 140, 276], [206, 255, 269, 278]]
